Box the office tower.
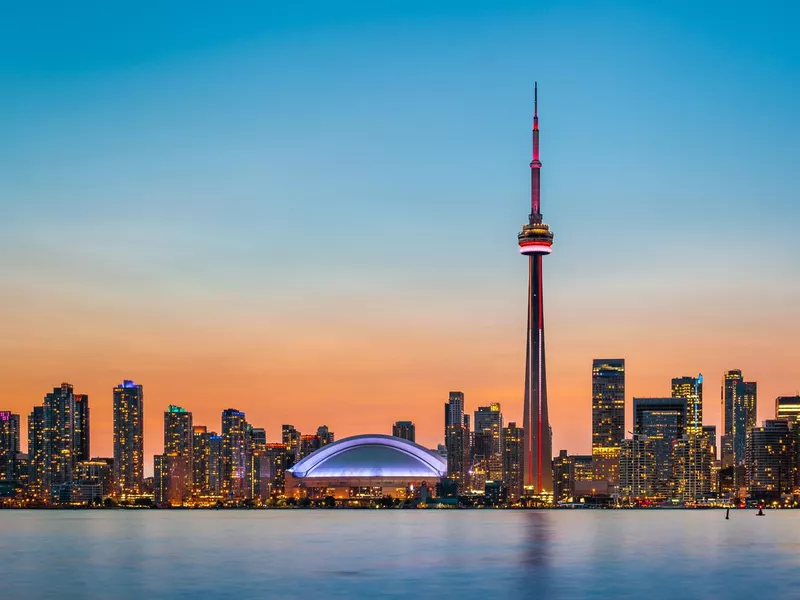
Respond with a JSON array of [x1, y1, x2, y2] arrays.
[[316, 425, 334, 446], [474, 403, 504, 481], [776, 396, 800, 421], [154, 453, 191, 505], [0, 412, 21, 481], [221, 409, 248, 500], [619, 435, 655, 502], [113, 380, 144, 497], [164, 405, 193, 457], [264, 443, 295, 497], [282, 425, 301, 459], [44, 383, 77, 491], [392, 421, 416, 442], [747, 419, 794, 501], [28, 406, 48, 500], [207, 433, 223, 495], [552, 450, 574, 504], [633, 397, 687, 496], [444, 392, 465, 432], [502, 422, 524, 501], [672, 375, 703, 431], [74, 395, 90, 462], [722, 370, 757, 469], [671, 430, 714, 501], [592, 359, 625, 486], [518, 83, 554, 495], [192, 426, 210, 496], [445, 392, 470, 494]]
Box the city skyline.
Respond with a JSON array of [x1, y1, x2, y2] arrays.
[[1, 1, 799, 465]]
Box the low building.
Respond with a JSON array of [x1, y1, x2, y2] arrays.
[[285, 434, 447, 502]]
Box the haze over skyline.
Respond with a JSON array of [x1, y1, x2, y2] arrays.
[[1, 1, 798, 466]]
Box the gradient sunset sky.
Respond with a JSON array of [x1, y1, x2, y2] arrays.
[[1, 1, 798, 470]]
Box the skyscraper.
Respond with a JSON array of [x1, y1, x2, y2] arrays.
[[722, 370, 757, 470], [164, 405, 193, 458], [0, 412, 20, 481], [444, 392, 469, 493], [113, 380, 144, 497], [282, 424, 300, 459], [392, 421, 416, 442], [518, 84, 554, 494], [158, 404, 193, 501], [316, 425, 334, 446], [27, 406, 48, 500], [592, 359, 625, 486], [502, 422, 524, 501], [192, 425, 211, 497], [44, 383, 77, 491], [474, 403, 503, 481], [633, 397, 687, 496], [672, 375, 703, 431], [221, 409, 248, 501], [552, 449, 574, 504], [74, 394, 90, 462]]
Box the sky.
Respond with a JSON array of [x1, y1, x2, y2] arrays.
[[1, 0, 798, 472]]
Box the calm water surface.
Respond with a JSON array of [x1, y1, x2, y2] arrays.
[[0, 509, 794, 599]]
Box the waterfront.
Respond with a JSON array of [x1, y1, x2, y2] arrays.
[[0, 510, 795, 599]]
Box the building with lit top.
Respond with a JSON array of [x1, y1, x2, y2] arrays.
[[518, 83, 554, 495], [222, 408, 248, 500], [474, 403, 503, 482], [775, 396, 800, 422], [113, 380, 144, 498], [502, 422, 524, 501], [285, 434, 446, 501], [592, 359, 625, 488], [633, 397, 686, 497]]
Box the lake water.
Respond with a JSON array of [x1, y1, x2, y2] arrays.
[[0, 509, 794, 599]]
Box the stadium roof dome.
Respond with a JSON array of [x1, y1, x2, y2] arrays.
[[286, 434, 447, 479]]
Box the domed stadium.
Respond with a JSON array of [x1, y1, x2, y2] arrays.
[[285, 434, 447, 501]]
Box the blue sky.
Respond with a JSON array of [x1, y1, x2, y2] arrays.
[[1, 0, 798, 455]]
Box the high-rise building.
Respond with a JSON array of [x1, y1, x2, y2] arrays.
[[113, 380, 144, 497], [75, 458, 114, 498], [247, 426, 268, 501], [671, 430, 714, 502], [282, 425, 300, 459], [722, 370, 757, 470], [299, 434, 321, 459], [159, 405, 193, 501], [0, 412, 21, 481], [207, 433, 223, 495], [517, 83, 554, 495], [164, 405, 193, 458], [776, 396, 800, 422], [192, 426, 210, 497], [221, 409, 248, 501], [74, 394, 90, 462], [316, 426, 334, 446], [619, 434, 655, 502], [392, 421, 416, 442], [672, 375, 702, 431], [44, 383, 77, 491], [474, 403, 503, 481], [633, 397, 687, 496], [592, 359, 625, 486], [154, 453, 191, 506], [27, 406, 48, 500], [747, 419, 794, 501], [552, 450, 574, 504], [502, 422, 524, 501], [444, 392, 465, 432], [264, 443, 294, 497]]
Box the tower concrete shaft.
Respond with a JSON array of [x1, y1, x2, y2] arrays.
[[519, 82, 553, 494]]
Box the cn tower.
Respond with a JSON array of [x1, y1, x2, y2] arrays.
[[518, 82, 554, 494]]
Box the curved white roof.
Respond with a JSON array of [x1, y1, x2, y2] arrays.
[[286, 434, 447, 479]]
